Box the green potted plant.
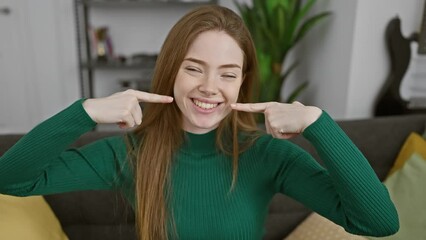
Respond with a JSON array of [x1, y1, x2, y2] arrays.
[[234, 0, 331, 103]]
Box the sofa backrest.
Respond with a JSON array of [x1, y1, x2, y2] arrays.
[[1, 114, 426, 240]]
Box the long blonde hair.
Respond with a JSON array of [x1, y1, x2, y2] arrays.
[[129, 5, 259, 240]]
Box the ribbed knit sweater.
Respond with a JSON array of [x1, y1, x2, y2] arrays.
[[0, 99, 398, 239]]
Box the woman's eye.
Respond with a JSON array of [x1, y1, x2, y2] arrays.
[[186, 67, 201, 73], [222, 74, 237, 79]]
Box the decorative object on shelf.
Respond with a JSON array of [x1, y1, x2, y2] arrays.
[[119, 79, 139, 91], [234, 0, 330, 103], [91, 26, 115, 62], [119, 78, 151, 92], [130, 53, 158, 65], [374, 0, 426, 116]]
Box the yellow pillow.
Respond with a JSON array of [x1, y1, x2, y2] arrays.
[[0, 194, 68, 240], [285, 212, 368, 240], [368, 153, 426, 240], [387, 132, 426, 176]]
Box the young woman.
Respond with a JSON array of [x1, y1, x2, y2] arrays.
[[0, 5, 398, 240]]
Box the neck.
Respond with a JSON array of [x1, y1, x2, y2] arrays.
[[181, 129, 218, 154]]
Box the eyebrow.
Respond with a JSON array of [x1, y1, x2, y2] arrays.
[[184, 57, 241, 69]]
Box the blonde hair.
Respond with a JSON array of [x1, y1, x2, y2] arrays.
[[129, 5, 259, 240]]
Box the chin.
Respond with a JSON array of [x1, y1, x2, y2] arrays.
[[194, 119, 220, 130], [183, 115, 223, 133]]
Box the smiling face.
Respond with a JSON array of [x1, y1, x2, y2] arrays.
[[173, 30, 244, 134]]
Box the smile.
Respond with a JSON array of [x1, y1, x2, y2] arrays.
[[192, 98, 221, 110]]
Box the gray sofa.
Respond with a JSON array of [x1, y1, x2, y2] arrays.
[[1, 113, 426, 240]]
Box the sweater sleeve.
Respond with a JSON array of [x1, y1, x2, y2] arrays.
[[0, 99, 131, 196], [266, 111, 399, 237]]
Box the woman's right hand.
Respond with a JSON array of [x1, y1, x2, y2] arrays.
[[82, 89, 174, 129]]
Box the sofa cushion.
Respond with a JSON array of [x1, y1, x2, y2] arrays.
[[367, 131, 426, 239], [0, 194, 68, 240], [368, 153, 426, 239], [387, 132, 426, 176]]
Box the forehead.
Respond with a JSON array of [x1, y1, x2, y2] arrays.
[[185, 31, 244, 66]]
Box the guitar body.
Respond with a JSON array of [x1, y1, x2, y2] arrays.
[[374, 17, 413, 116], [401, 42, 426, 99]]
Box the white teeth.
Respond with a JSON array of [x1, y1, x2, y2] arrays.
[[193, 99, 219, 110]]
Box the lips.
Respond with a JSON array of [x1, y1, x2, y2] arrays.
[[191, 98, 222, 110]]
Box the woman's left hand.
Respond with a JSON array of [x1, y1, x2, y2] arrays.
[[231, 101, 322, 139]]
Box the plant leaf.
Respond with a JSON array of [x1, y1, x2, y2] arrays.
[[280, 61, 299, 85], [234, 1, 253, 31], [286, 81, 309, 103], [234, 0, 329, 104], [293, 11, 331, 44], [274, 5, 287, 51], [286, 0, 313, 39], [296, 0, 316, 23], [256, 0, 270, 29]]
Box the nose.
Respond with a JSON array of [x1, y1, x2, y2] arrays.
[[198, 74, 219, 96]]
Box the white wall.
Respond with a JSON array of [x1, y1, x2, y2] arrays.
[[0, 0, 35, 133], [0, 0, 79, 133], [26, 0, 80, 120]]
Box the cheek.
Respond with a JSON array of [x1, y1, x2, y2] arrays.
[[173, 72, 186, 97], [173, 80, 186, 113], [223, 82, 242, 103], [174, 71, 198, 93], [173, 81, 179, 98]]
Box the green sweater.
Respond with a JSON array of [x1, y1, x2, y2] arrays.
[[0, 99, 398, 239]]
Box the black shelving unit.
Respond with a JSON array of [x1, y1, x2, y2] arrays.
[[74, 0, 217, 99]]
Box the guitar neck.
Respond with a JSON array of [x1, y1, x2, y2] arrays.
[[419, 0, 426, 54]]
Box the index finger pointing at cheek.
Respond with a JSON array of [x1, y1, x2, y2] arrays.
[[132, 91, 174, 103], [230, 103, 269, 113]]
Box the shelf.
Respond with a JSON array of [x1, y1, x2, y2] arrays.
[[78, 0, 217, 7], [81, 61, 155, 70]]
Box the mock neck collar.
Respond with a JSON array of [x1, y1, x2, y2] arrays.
[[181, 129, 218, 154]]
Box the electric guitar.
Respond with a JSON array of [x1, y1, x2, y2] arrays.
[[374, 1, 426, 116]]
